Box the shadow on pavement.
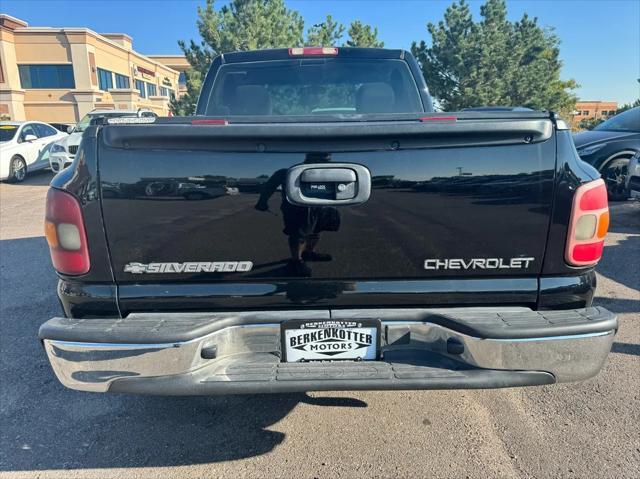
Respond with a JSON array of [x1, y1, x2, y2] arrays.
[[610, 342, 640, 357], [591, 296, 639, 315], [2, 390, 367, 471], [593, 204, 639, 313], [0, 236, 366, 472], [606, 201, 640, 235], [0, 168, 55, 187]]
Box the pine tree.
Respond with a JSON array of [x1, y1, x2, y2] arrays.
[[411, 0, 578, 113], [171, 0, 304, 115], [305, 15, 345, 46], [345, 21, 384, 47]]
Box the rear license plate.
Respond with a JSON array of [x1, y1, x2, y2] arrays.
[[281, 319, 381, 362]]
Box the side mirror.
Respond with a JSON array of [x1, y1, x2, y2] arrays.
[[67, 126, 74, 134], [23, 134, 38, 142]]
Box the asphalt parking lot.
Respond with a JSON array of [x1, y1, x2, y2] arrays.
[[1, 170, 638, 479]]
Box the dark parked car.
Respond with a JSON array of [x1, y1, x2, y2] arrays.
[[573, 107, 640, 200], [626, 151, 640, 197], [48, 122, 74, 133]]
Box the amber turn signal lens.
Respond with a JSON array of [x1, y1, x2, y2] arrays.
[[597, 211, 609, 239], [44, 220, 58, 248]]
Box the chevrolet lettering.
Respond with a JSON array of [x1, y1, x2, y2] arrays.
[[424, 257, 535, 270]]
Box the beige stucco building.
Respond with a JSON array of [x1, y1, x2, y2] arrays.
[[0, 14, 185, 123], [147, 55, 190, 98]]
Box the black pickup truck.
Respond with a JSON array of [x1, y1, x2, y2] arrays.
[[39, 47, 617, 395]]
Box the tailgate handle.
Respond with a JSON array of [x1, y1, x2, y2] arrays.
[[286, 163, 371, 206], [300, 168, 356, 183]]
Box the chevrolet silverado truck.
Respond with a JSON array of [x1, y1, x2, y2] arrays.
[[39, 47, 617, 395]]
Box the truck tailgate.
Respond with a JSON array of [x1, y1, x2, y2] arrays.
[[97, 117, 556, 300]]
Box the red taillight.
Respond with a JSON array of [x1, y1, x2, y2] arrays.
[[572, 241, 605, 262], [191, 119, 228, 125], [565, 179, 608, 266], [44, 188, 90, 275], [288, 47, 338, 56], [579, 183, 607, 210], [419, 116, 457, 122]]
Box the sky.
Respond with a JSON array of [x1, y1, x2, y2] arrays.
[[2, 0, 639, 104]]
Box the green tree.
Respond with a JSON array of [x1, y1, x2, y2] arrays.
[[171, 0, 305, 115], [616, 98, 640, 114], [305, 16, 384, 48], [345, 21, 384, 47], [172, 1, 387, 115], [305, 15, 345, 46], [577, 117, 604, 130], [411, 0, 577, 113]]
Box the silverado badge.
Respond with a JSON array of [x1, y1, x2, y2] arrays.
[[124, 261, 253, 274]]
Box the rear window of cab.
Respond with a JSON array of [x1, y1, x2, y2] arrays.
[[204, 58, 424, 116]]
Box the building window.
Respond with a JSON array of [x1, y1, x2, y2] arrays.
[[582, 111, 589, 115], [97, 68, 114, 91], [147, 83, 157, 97], [160, 86, 174, 98], [18, 64, 75, 89], [178, 72, 186, 85], [115, 73, 130, 89], [135, 79, 146, 98]]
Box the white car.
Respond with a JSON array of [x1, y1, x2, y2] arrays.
[[0, 121, 68, 182], [49, 109, 156, 173]]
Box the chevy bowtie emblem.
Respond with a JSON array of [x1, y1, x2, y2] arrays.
[[124, 261, 253, 274], [124, 262, 147, 274]]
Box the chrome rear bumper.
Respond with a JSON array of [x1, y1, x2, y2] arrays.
[[40, 307, 617, 395]]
